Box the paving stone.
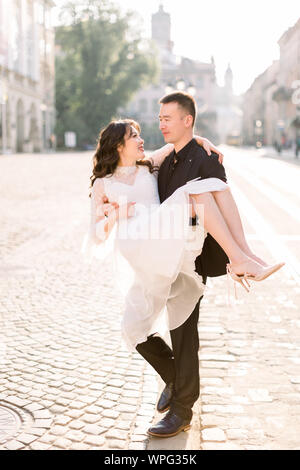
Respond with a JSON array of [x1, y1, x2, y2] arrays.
[[77, 414, 98, 426], [54, 437, 73, 449], [70, 442, 91, 450], [101, 409, 120, 419], [115, 404, 137, 413], [82, 424, 104, 435], [66, 410, 84, 419], [50, 425, 67, 436], [32, 419, 52, 428], [226, 428, 249, 440], [69, 401, 86, 410], [128, 442, 147, 450], [33, 409, 52, 419], [49, 404, 66, 414], [105, 429, 128, 440], [202, 442, 243, 450], [202, 404, 244, 414], [30, 441, 51, 450], [248, 389, 273, 402], [4, 440, 25, 450], [201, 428, 226, 442], [84, 435, 106, 446], [54, 415, 72, 425], [65, 430, 85, 442], [68, 420, 86, 430], [108, 439, 127, 449]]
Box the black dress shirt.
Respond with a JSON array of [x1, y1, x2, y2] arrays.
[[158, 138, 229, 278]]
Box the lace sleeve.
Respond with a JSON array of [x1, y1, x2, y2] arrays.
[[146, 144, 174, 168], [91, 178, 108, 242]]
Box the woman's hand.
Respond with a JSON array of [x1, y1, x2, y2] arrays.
[[102, 195, 135, 220], [117, 202, 136, 220], [195, 135, 224, 164]]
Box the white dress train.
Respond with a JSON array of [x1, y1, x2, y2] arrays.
[[81, 164, 228, 351]]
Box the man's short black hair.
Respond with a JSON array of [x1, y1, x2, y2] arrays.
[[160, 91, 196, 126]]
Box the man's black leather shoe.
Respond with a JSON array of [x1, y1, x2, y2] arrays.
[[148, 410, 191, 438], [157, 382, 173, 413]]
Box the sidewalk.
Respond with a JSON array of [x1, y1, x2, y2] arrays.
[[257, 146, 300, 165], [1, 152, 300, 450], [147, 262, 300, 450]]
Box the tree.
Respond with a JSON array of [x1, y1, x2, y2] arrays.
[[55, 0, 159, 148]]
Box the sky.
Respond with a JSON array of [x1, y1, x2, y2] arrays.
[[53, 0, 300, 95]]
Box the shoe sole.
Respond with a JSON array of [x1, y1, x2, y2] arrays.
[[147, 424, 191, 438], [157, 405, 170, 413], [247, 262, 285, 281]]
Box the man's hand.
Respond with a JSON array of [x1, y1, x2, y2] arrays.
[[101, 195, 135, 220], [195, 136, 224, 164]]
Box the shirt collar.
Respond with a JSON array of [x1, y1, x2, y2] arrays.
[[173, 138, 195, 161]]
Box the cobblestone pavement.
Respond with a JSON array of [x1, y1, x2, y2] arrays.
[[1, 149, 300, 450]]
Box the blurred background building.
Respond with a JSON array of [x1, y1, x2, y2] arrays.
[[120, 4, 243, 148], [1, 1, 298, 153], [0, 0, 56, 154], [242, 17, 300, 148]]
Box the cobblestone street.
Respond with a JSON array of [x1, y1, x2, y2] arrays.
[[1, 148, 300, 450]]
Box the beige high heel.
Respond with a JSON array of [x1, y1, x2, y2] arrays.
[[242, 262, 285, 281], [226, 263, 251, 294], [227, 261, 285, 285]]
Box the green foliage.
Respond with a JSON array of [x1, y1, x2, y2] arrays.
[[55, 0, 158, 148]]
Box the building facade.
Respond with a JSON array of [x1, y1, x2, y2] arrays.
[[274, 17, 300, 145], [214, 63, 243, 145], [121, 4, 219, 148], [242, 17, 300, 147], [0, 0, 55, 154], [242, 60, 280, 146]]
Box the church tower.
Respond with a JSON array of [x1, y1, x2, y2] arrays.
[[225, 63, 233, 95], [151, 3, 173, 52]]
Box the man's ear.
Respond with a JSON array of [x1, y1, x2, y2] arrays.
[[184, 115, 193, 128]]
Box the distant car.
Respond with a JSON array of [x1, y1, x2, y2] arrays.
[[82, 144, 95, 150], [226, 134, 242, 146]]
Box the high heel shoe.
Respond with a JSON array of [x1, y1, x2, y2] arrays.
[[228, 261, 285, 284], [226, 263, 251, 294]]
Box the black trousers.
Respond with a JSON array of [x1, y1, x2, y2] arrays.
[[136, 292, 204, 421]]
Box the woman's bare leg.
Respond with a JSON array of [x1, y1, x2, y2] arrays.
[[211, 188, 267, 266], [190, 191, 263, 276]]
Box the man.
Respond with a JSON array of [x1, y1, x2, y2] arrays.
[[136, 91, 229, 438]]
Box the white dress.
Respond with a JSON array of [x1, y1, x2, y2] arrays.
[[82, 163, 228, 351]]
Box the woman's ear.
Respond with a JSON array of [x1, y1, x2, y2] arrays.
[[117, 142, 124, 154]]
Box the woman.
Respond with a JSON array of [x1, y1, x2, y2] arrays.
[[82, 119, 284, 351]]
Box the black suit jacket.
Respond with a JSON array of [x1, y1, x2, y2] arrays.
[[158, 139, 229, 278]]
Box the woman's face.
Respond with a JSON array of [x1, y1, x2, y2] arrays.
[[119, 125, 145, 161]]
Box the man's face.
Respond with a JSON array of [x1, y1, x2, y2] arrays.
[[159, 102, 192, 144]]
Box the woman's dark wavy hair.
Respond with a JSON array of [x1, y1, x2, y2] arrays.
[[89, 119, 158, 196]]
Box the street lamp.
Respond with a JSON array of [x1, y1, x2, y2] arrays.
[[254, 119, 263, 148], [165, 80, 197, 98], [187, 84, 196, 96], [165, 83, 173, 94], [40, 103, 48, 150], [176, 79, 185, 91]]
